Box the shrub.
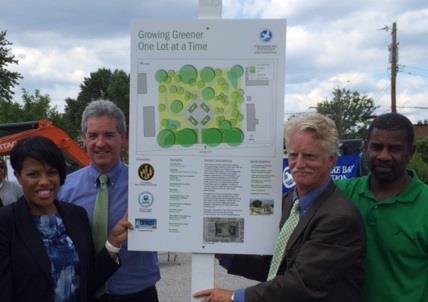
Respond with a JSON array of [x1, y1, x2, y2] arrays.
[[409, 152, 428, 184]]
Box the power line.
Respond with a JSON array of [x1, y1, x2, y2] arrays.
[[398, 70, 428, 79], [401, 65, 428, 72], [397, 106, 428, 110]]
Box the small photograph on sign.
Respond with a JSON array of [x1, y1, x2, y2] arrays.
[[135, 218, 157, 230], [203, 217, 244, 243], [249, 199, 274, 215]]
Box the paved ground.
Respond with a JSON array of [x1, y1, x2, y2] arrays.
[[157, 252, 257, 302]]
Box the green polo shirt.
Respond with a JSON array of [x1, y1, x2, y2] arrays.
[[336, 170, 428, 302]]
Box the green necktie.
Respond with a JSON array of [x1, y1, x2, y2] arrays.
[[93, 174, 109, 252], [267, 200, 300, 281]]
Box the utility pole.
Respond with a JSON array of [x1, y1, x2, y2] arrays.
[[390, 22, 398, 113]]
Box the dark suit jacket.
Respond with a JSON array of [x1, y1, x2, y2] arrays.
[[0, 197, 119, 302], [227, 182, 366, 302]]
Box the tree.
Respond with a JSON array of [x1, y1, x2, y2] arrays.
[[63, 68, 129, 138], [410, 138, 428, 184], [0, 30, 22, 101], [20, 89, 63, 123], [0, 89, 63, 137], [0, 89, 61, 124], [409, 152, 428, 184], [316, 88, 378, 139], [415, 138, 428, 165], [0, 98, 22, 123]]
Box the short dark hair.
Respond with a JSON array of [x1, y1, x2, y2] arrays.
[[367, 113, 414, 147], [10, 136, 67, 185]]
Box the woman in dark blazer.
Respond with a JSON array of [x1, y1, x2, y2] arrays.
[[0, 136, 131, 302]]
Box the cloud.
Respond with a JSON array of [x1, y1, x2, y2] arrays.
[[223, 1, 428, 122], [1, 0, 427, 123]]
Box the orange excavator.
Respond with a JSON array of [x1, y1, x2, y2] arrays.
[[0, 119, 90, 167]]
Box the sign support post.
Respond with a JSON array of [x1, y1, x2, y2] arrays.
[[192, 3, 223, 302]]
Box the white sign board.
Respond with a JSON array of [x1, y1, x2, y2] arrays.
[[128, 19, 286, 254]]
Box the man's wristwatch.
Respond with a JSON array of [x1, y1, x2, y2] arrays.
[[231, 292, 235, 302]]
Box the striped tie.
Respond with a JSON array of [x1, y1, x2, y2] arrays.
[[267, 200, 300, 280]]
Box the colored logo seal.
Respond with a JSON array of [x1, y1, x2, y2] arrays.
[[259, 29, 273, 42], [138, 163, 154, 181], [283, 166, 296, 189], [138, 192, 154, 207]]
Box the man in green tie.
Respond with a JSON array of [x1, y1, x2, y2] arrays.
[[59, 100, 160, 302], [194, 113, 366, 302]]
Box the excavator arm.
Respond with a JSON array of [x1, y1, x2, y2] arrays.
[[0, 119, 90, 167]]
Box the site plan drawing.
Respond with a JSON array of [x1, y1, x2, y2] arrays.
[[136, 58, 276, 157], [129, 19, 286, 254]]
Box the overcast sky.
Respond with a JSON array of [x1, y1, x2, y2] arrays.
[[1, 0, 427, 122]]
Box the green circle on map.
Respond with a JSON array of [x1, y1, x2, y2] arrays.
[[176, 128, 197, 147], [219, 120, 232, 129], [197, 80, 205, 89], [201, 67, 216, 82], [179, 65, 198, 84], [217, 77, 226, 85], [202, 87, 215, 100], [216, 116, 225, 125], [158, 104, 166, 112], [229, 65, 244, 78], [177, 86, 184, 94], [234, 93, 244, 103], [161, 119, 180, 130], [158, 85, 167, 93], [222, 127, 244, 146], [169, 120, 180, 130], [170, 100, 184, 113], [169, 85, 177, 93], [202, 128, 223, 146], [155, 69, 169, 83], [157, 129, 176, 148], [221, 83, 230, 91]]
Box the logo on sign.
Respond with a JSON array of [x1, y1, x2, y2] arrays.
[[283, 166, 296, 189], [135, 218, 157, 230], [138, 192, 154, 207], [138, 163, 154, 181], [259, 29, 273, 42]]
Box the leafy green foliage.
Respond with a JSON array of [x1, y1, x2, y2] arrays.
[[408, 139, 428, 184], [317, 88, 378, 139], [0, 30, 22, 101], [0, 89, 63, 136], [415, 138, 428, 164], [0, 89, 60, 123], [63, 68, 129, 138], [409, 152, 428, 184]]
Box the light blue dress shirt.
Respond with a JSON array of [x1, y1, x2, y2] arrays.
[[58, 161, 160, 295]]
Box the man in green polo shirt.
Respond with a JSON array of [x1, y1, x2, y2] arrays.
[[336, 112, 428, 302]]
